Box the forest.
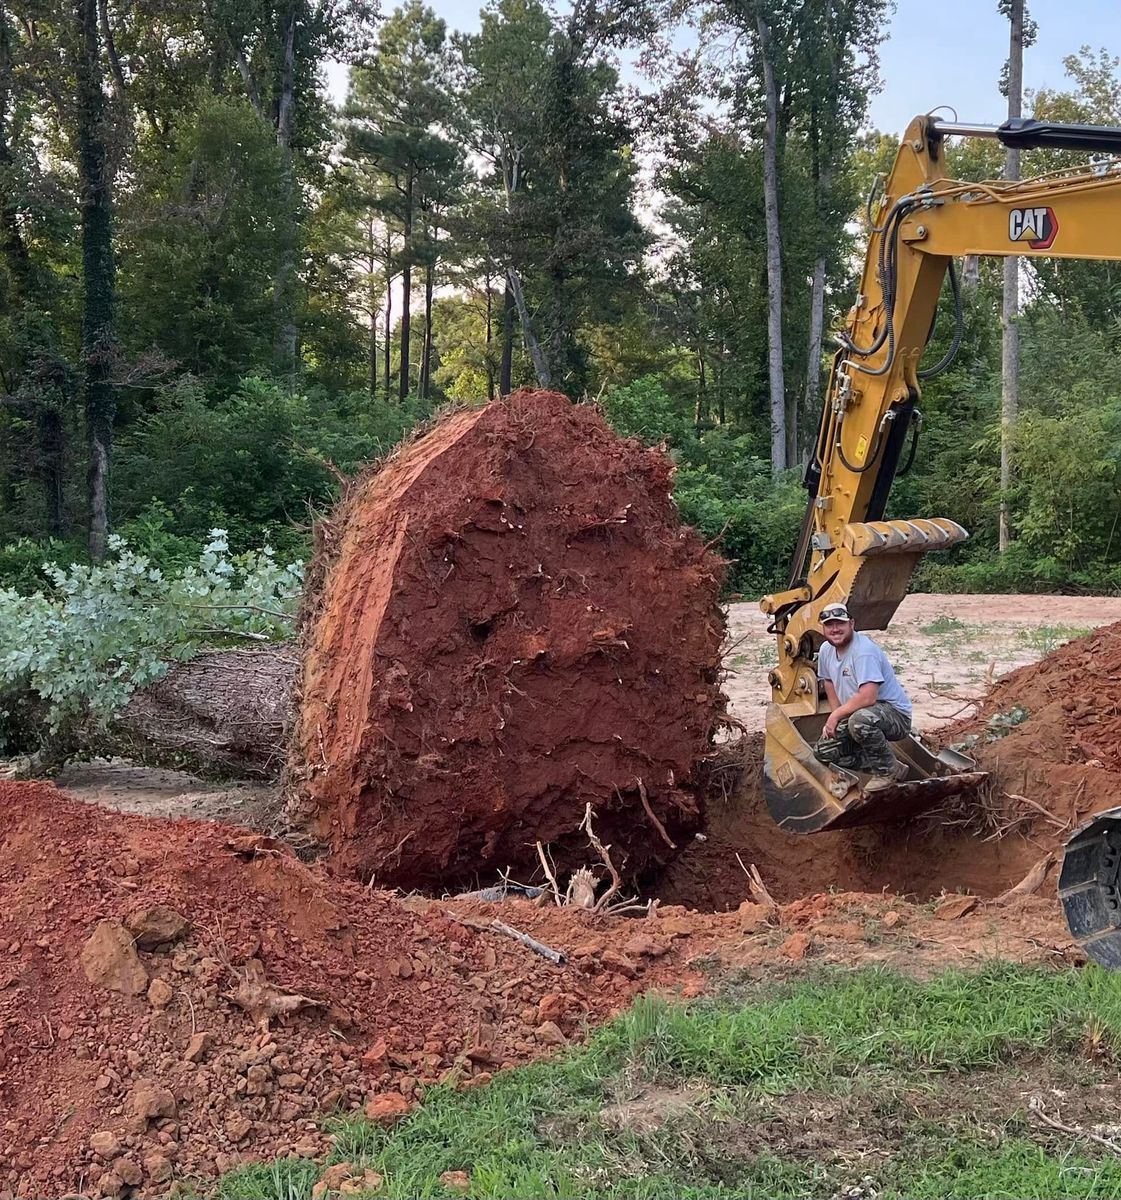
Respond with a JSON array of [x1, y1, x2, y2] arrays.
[[1, 0, 1120, 734]]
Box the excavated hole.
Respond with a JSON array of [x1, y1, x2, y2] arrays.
[[645, 734, 1013, 913]]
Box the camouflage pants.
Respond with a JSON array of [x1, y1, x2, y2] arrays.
[[814, 702, 911, 774]]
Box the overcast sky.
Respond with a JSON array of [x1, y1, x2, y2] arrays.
[[326, 0, 1119, 134]]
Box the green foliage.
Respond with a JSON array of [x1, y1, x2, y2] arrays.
[[0, 531, 301, 748], [112, 376, 432, 556], [602, 377, 804, 593], [118, 93, 291, 387]]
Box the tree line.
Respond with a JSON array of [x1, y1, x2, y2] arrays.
[[1, 0, 1119, 597]]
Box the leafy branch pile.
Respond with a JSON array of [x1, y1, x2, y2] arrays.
[[0, 532, 301, 751]]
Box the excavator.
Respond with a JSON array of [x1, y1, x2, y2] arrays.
[[757, 112, 1121, 966]]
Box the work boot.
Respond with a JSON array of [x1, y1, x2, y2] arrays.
[[862, 752, 907, 793]]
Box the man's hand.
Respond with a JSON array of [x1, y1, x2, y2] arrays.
[[823, 711, 842, 739]]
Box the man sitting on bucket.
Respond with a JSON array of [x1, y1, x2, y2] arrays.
[[813, 602, 912, 790]]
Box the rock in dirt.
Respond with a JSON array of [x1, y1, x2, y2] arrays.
[[183, 1031, 213, 1063], [88, 1131, 121, 1159], [80, 920, 148, 995], [364, 1092, 411, 1126], [144, 1153, 173, 1184], [147, 977, 173, 1008], [440, 1171, 472, 1193], [935, 895, 978, 921], [780, 931, 813, 961], [312, 1163, 355, 1198], [535, 1020, 567, 1046], [292, 389, 726, 888], [126, 904, 191, 948], [126, 1081, 177, 1123]]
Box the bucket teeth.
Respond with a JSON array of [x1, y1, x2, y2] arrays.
[[843, 518, 969, 556]]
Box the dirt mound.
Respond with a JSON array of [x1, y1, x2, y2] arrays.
[[663, 622, 1121, 915], [0, 782, 659, 1196], [293, 389, 727, 890], [658, 736, 1061, 909], [0, 781, 1079, 1195]]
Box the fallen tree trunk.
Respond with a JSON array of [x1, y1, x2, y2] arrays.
[[105, 645, 298, 778]]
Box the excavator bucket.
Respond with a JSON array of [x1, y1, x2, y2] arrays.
[[1058, 808, 1121, 968], [762, 704, 986, 834]]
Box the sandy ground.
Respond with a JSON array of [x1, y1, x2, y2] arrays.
[[725, 592, 1121, 733], [49, 760, 281, 827]]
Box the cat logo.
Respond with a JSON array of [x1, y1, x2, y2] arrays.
[[1008, 206, 1058, 250]]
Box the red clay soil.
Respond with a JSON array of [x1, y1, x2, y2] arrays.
[[0, 781, 670, 1197], [663, 622, 1121, 914], [293, 389, 727, 890], [0, 781, 1078, 1198]]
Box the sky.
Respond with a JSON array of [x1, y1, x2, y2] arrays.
[[327, 0, 1119, 133]]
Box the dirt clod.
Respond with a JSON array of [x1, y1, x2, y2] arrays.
[[781, 932, 813, 961], [935, 895, 979, 921], [80, 920, 148, 995], [127, 1081, 177, 1123], [183, 1031, 212, 1063], [126, 904, 191, 949], [364, 1092, 411, 1126], [147, 977, 173, 1008], [88, 1131, 120, 1159]]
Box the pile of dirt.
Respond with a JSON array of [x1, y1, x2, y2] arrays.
[[657, 736, 1061, 909], [293, 389, 727, 890], [0, 780, 1077, 1197], [0, 780, 677, 1197]]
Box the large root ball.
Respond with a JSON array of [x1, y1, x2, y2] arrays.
[[292, 390, 727, 888]]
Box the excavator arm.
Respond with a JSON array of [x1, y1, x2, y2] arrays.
[[760, 113, 1121, 835]]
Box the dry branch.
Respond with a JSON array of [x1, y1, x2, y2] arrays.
[[637, 778, 676, 850]]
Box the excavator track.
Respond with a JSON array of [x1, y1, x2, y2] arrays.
[[1058, 807, 1121, 968]]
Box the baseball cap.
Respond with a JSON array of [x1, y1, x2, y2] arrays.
[[821, 603, 852, 624]]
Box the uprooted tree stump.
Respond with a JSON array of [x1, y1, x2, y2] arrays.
[[290, 389, 727, 889]]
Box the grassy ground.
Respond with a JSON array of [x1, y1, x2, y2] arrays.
[[209, 964, 1121, 1200]]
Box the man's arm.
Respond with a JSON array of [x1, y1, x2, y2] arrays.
[[823, 682, 879, 738], [823, 680, 839, 710]]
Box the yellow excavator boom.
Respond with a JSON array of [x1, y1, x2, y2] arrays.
[[762, 113, 1121, 834]]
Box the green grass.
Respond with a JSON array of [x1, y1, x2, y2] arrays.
[[212, 964, 1121, 1200], [919, 614, 970, 636], [1019, 624, 1092, 654]]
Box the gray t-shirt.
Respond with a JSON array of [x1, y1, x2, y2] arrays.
[[818, 632, 912, 721]]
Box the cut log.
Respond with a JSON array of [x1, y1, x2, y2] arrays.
[[106, 646, 297, 778]]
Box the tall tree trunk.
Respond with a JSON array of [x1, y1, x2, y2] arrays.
[[500, 280, 515, 396], [755, 8, 786, 477], [366, 217, 377, 398], [485, 279, 495, 403], [507, 266, 550, 387], [75, 0, 115, 561], [802, 252, 827, 457], [39, 405, 65, 536], [383, 227, 393, 399], [999, 0, 1024, 553], [272, 7, 299, 371], [398, 173, 413, 402], [420, 245, 435, 400], [695, 338, 707, 426], [383, 283, 393, 401]]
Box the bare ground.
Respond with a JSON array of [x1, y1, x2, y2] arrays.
[[724, 592, 1121, 733]]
